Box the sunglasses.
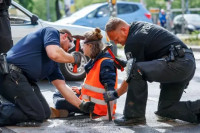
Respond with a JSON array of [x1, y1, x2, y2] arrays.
[[60, 32, 73, 42], [67, 36, 73, 43]]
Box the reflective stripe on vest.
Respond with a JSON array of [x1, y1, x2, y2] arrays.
[[82, 95, 117, 105], [82, 83, 105, 93], [82, 83, 118, 94], [80, 57, 118, 116], [82, 95, 107, 105]]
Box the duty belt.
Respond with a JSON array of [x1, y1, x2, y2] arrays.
[[9, 64, 22, 73], [166, 45, 193, 62]]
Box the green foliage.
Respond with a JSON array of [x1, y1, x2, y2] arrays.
[[13, 0, 200, 22], [74, 0, 107, 10], [181, 31, 200, 46], [32, 0, 57, 21], [14, 0, 34, 12]]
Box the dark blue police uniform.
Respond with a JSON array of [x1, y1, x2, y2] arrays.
[[0, 27, 64, 126]]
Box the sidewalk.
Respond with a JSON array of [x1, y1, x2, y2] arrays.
[[190, 45, 200, 52]]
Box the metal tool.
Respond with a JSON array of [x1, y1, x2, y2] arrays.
[[89, 96, 92, 120], [104, 83, 112, 121], [102, 44, 125, 71], [72, 35, 85, 73]]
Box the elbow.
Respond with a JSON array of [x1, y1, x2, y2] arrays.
[[48, 52, 59, 61]]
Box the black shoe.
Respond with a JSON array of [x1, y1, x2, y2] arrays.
[[155, 114, 175, 122], [114, 116, 146, 126]]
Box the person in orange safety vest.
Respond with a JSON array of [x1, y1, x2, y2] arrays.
[[52, 28, 118, 117]]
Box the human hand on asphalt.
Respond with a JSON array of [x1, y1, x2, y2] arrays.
[[79, 101, 95, 113], [103, 90, 119, 102]]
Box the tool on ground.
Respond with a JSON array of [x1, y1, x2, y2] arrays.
[[72, 35, 85, 73], [104, 83, 112, 121], [102, 44, 125, 71], [89, 96, 92, 120]]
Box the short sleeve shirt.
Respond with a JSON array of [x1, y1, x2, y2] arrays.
[[7, 27, 64, 82]]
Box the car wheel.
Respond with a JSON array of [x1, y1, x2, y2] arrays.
[[60, 48, 89, 81]]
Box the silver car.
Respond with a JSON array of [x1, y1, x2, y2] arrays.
[[10, 1, 108, 81]]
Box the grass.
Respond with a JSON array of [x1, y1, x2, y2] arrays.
[[178, 31, 200, 46]]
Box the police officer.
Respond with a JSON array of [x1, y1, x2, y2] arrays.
[[0, 27, 95, 126], [103, 17, 200, 125], [0, 0, 13, 53]]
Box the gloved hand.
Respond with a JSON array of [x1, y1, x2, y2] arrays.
[[114, 58, 127, 70], [79, 101, 95, 113], [103, 90, 119, 102], [125, 58, 135, 83], [72, 52, 82, 65]]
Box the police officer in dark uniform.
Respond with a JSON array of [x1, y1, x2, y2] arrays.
[[103, 17, 200, 125], [0, 1, 12, 130], [0, 0, 12, 53]]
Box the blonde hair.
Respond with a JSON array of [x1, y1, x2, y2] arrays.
[[84, 28, 104, 59]]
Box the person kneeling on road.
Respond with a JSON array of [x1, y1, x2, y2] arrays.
[[103, 17, 200, 126], [0, 27, 95, 127], [53, 28, 118, 118]]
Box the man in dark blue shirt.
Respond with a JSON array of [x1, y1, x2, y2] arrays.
[[0, 27, 94, 126]]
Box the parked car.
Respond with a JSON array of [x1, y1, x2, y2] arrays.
[[55, 1, 152, 30], [9, 1, 108, 81], [173, 14, 200, 34]]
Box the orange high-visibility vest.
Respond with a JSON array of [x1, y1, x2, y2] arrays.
[[80, 57, 118, 116]]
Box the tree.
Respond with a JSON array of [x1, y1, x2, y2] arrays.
[[14, 0, 34, 12], [55, 0, 61, 20]]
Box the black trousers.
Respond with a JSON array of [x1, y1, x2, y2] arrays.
[[0, 70, 51, 125], [124, 53, 200, 123], [0, 11, 13, 53], [53, 91, 83, 113]]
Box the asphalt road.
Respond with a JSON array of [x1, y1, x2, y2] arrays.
[[3, 51, 200, 133]]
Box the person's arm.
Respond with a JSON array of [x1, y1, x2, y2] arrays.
[[46, 45, 75, 63], [116, 80, 128, 97], [51, 79, 81, 108], [100, 59, 116, 91]]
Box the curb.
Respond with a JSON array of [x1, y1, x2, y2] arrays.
[[189, 46, 200, 52]]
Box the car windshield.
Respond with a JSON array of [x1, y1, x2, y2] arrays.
[[184, 15, 200, 23], [70, 4, 102, 17]]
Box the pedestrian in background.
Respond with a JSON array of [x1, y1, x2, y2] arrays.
[[159, 9, 167, 28], [103, 17, 200, 126]]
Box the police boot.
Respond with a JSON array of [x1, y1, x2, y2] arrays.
[[155, 100, 200, 124], [114, 116, 146, 126]]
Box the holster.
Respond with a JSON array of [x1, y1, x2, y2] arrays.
[[0, 53, 9, 74], [165, 45, 193, 62]]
